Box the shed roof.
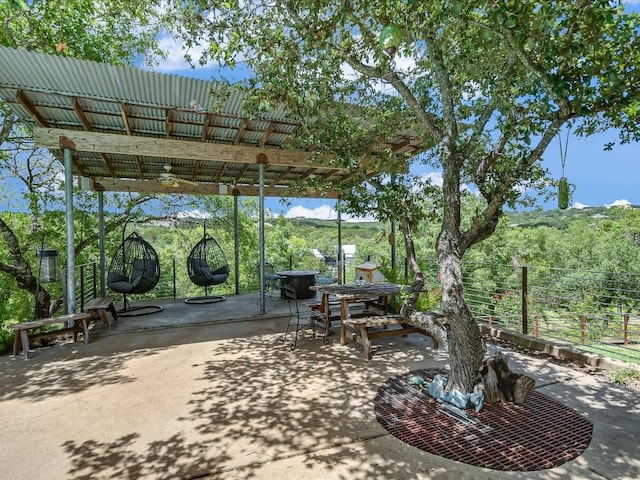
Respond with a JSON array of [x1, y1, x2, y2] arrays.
[[0, 46, 425, 198]]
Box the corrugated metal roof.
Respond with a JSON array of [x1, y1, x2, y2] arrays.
[[0, 46, 426, 198]]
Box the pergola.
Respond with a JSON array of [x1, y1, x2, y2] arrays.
[[0, 46, 426, 312]]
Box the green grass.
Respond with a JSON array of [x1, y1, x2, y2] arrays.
[[609, 366, 640, 384], [577, 344, 640, 365]]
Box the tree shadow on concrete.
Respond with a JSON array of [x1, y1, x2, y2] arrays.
[[62, 432, 229, 480], [55, 330, 451, 480], [489, 342, 640, 479], [0, 348, 161, 402], [12, 315, 634, 480]]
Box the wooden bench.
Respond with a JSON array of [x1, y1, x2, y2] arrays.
[[12, 313, 92, 360], [306, 299, 377, 322], [344, 313, 441, 360], [84, 296, 118, 330]]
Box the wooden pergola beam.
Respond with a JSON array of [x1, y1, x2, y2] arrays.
[[92, 178, 339, 198], [34, 127, 335, 168], [17, 90, 49, 127]]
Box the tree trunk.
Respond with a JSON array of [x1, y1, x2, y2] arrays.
[[437, 229, 485, 394], [0, 215, 53, 319], [400, 218, 424, 315]]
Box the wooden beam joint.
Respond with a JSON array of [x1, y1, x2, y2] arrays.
[[60, 136, 76, 150]]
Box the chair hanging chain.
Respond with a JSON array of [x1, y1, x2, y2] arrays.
[[558, 127, 570, 176]]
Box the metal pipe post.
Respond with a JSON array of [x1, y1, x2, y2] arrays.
[[64, 148, 76, 313]]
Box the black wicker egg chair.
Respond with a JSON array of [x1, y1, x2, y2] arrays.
[[107, 230, 163, 316], [185, 231, 229, 304]]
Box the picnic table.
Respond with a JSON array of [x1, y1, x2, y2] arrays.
[[311, 283, 401, 344], [311, 283, 441, 359]]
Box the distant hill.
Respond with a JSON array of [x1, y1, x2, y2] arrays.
[[505, 204, 637, 229], [278, 205, 639, 231]]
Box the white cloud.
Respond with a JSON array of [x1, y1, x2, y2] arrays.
[[36, 170, 64, 199], [605, 199, 632, 208], [284, 204, 335, 220], [419, 171, 479, 195], [283, 204, 376, 222], [147, 34, 216, 73], [420, 172, 443, 187], [176, 209, 212, 219], [571, 202, 589, 210]]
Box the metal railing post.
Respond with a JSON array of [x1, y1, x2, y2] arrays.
[[404, 256, 409, 284], [79, 264, 86, 310], [521, 266, 528, 335], [92, 263, 98, 300], [173, 258, 177, 299], [62, 273, 68, 314]]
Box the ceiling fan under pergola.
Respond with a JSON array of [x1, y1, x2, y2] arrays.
[[157, 164, 198, 188]]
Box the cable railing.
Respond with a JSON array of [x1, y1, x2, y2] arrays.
[[65, 258, 640, 364], [423, 259, 640, 365], [62, 262, 98, 313]]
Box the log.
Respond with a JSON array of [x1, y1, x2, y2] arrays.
[[478, 352, 535, 404]]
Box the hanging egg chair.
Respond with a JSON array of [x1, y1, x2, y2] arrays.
[[107, 229, 163, 316], [185, 229, 230, 304]]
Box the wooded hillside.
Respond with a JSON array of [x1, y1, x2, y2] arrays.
[[3, 203, 640, 354]]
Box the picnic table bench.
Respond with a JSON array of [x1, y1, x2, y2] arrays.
[[12, 313, 92, 360], [84, 296, 118, 330], [344, 313, 442, 360]]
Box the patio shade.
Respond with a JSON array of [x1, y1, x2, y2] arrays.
[[0, 46, 427, 199]]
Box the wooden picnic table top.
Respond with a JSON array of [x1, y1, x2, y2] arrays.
[[311, 283, 405, 298]]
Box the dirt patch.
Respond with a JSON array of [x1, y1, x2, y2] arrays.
[[616, 375, 640, 391]]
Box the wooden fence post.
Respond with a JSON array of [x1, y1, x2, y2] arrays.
[[535, 315, 539, 338], [623, 314, 629, 346], [580, 315, 586, 345]]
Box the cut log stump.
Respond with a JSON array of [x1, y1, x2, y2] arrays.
[[479, 352, 535, 404]]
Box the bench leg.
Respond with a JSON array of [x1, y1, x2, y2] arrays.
[[94, 309, 111, 330], [359, 326, 372, 360], [13, 331, 19, 356], [108, 302, 118, 323], [20, 329, 30, 360], [79, 319, 89, 344]]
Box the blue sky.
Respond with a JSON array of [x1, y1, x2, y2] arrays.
[[149, 2, 640, 220]]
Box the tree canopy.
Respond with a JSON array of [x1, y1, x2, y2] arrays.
[[162, 0, 640, 392]]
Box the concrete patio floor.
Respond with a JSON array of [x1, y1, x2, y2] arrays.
[[1, 294, 639, 479]]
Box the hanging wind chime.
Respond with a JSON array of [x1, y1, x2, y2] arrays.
[[557, 129, 571, 210]]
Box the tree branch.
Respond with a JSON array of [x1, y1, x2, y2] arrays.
[[460, 118, 565, 252], [345, 58, 443, 141], [424, 32, 458, 149]]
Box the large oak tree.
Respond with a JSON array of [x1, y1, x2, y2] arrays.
[[164, 0, 640, 392]]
